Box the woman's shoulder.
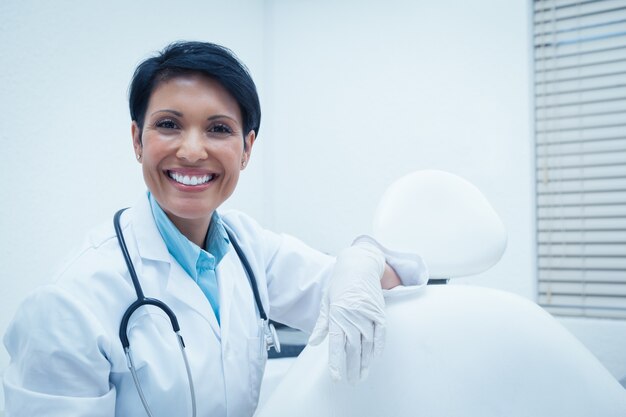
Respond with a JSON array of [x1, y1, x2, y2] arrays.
[[219, 209, 284, 259], [220, 209, 262, 229], [220, 209, 274, 240], [45, 219, 131, 305], [55, 220, 121, 272], [11, 219, 133, 335]]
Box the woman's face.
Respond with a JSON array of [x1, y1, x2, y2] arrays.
[[132, 73, 255, 227]]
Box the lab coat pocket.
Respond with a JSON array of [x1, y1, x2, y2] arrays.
[[247, 335, 268, 407]]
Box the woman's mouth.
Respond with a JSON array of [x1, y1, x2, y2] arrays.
[[167, 170, 215, 186]]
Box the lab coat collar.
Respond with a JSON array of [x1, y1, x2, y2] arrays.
[[129, 191, 170, 264], [215, 248, 239, 340]]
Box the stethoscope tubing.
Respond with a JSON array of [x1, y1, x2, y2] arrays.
[[114, 208, 196, 417], [223, 225, 268, 321], [114, 209, 182, 348], [224, 225, 281, 354]]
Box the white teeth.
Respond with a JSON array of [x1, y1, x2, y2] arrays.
[[168, 171, 213, 186]]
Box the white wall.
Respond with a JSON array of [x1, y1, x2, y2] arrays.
[[0, 0, 624, 410], [266, 0, 535, 293]]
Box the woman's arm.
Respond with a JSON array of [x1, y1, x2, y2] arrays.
[[381, 263, 402, 289], [3, 286, 115, 417]]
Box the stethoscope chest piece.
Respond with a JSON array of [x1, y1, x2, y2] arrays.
[[265, 321, 281, 353]]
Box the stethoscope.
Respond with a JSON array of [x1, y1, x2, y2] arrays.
[[113, 208, 281, 417]]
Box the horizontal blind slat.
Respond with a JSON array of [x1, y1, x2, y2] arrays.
[[539, 242, 626, 256], [538, 109, 626, 124], [536, 46, 626, 70], [539, 256, 626, 268], [538, 203, 626, 217], [537, 135, 626, 146], [536, 113, 626, 132], [536, 137, 626, 155], [541, 305, 626, 319], [535, 1, 626, 23], [539, 216, 626, 229], [535, 0, 618, 13], [536, 58, 626, 81], [537, 176, 626, 193], [539, 281, 626, 295], [536, 98, 626, 118], [536, 72, 626, 96], [539, 294, 626, 309], [537, 150, 626, 167], [535, 82, 626, 98], [536, 87, 626, 107], [535, 21, 626, 47], [535, 11, 626, 37], [538, 191, 626, 206], [536, 124, 626, 143], [540, 268, 626, 281], [538, 229, 626, 242], [536, 32, 626, 56]]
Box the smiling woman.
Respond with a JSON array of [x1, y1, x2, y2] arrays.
[[2, 41, 427, 417]]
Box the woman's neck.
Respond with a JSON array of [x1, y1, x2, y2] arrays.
[[168, 213, 212, 248]]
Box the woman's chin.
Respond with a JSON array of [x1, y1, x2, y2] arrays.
[[163, 200, 218, 222]]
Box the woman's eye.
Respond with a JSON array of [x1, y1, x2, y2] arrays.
[[155, 119, 179, 130], [209, 124, 233, 135]]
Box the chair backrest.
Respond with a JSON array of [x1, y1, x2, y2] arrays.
[[256, 285, 626, 417], [372, 170, 507, 279]]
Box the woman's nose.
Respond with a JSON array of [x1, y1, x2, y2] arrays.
[[176, 130, 208, 162]]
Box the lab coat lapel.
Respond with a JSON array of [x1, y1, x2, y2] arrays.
[[129, 192, 170, 264], [166, 261, 221, 337], [216, 248, 238, 341]]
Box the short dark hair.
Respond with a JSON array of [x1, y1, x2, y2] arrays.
[[129, 41, 261, 138]]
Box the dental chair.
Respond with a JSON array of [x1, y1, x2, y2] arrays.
[[256, 170, 626, 417]]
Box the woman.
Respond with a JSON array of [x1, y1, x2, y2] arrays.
[[3, 41, 427, 417]]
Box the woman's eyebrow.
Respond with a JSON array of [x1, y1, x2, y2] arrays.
[[150, 109, 183, 117], [207, 114, 238, 123]]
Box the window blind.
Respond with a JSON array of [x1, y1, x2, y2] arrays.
[[534, 0, 626, 319]]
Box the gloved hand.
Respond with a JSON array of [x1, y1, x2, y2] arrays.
[[351, 235, 429, 287], [308, 242, 386, 384]]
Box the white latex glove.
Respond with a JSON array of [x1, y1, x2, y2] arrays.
[[308, 242, 386, 384]]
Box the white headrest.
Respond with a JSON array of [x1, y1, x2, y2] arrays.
[[372, 170, 506, 278]]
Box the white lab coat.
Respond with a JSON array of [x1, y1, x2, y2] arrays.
[[3, 193, 334, 417]]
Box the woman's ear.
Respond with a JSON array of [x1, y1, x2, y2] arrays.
[[131, 121, 143, 162], [241, 130, 256, 170]]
